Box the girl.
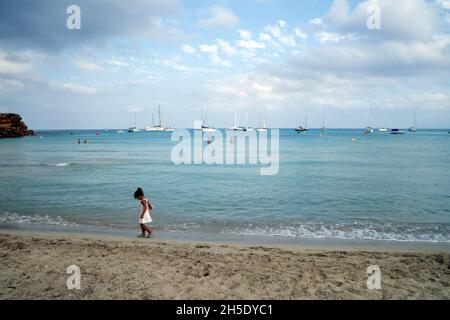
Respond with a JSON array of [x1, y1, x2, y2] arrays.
[[134, 188, 154, 238]]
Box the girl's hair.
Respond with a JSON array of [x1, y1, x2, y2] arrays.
[[134, 188, 144, 199]]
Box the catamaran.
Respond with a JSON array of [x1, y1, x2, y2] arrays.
[[408, 109, 417, 132]]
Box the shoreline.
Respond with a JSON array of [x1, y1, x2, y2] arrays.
[[1, 223, 450, 253], [1, 230, 449, 299]]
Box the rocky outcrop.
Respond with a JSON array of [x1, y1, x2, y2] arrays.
[[0, 113, 34, 138]]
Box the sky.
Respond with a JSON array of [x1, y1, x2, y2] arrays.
[[0, 0, 450, 129]]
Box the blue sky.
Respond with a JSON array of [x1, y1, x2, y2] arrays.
[[0, 0, 450, 129]]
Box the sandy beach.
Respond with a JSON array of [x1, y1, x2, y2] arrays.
[[0, 230, 449, 300]]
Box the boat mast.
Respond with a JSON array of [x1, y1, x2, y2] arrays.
[[158, 105, 162, 127]]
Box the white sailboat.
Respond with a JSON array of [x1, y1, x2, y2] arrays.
[[228, 112, 246, 131], [379, 112, 388, 132], [408, 109, 417, 132], [257, 111, 268, 132], [128, 112, 140, 132], [202, 107, 217, 132], [320, 110, 326, 132], [365, 106, 374, 134], [145, 106, 166, 132], [244, 112, 254, 131]]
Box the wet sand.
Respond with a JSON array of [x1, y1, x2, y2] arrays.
[[0, 231, 449, 300]]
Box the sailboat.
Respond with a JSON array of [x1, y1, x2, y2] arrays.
[[201, 107, 217, 133], [164, 115, 175, 132], [128, 112, 140, 132], [257, 111, 268, 132], [365, 106, 374, 135], [295, 115, 309, 133], [228, 112, 246, 131], [320, 110, 326, 132], [145, 106, 166, 132], [379, 112, 388, 132], [408, 109, 417, 132], [244, 112, 255, 131]]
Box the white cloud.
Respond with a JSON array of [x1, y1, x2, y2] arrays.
[[198, 44, 219, 55], [237, 40, 266, 49], [107, 59, 130, 67], [216, 39, 236, 56], [0, 52, 32, 74], [259, 33, 272, 42], [309, 18, 326, 27], [155, 55, 217, 73], [294, 28, 308, 40], [73, 58, 103, 72], [199, 44, 231, 67], [198, 6, 238, 29], [50, 82, 101, 94], [315, 31, 347, 43], [181, 44, 197, 55], [238, 29, 253, 40]]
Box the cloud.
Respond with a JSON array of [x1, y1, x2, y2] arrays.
[[198, 6, 238, 29], [215, 39, 236, 56], [238, 29, 253, 40], [0, 51, 32, 74], [72, 58, 103, 72], [107, 59, 131, 67], [0, 0, 184, 51], [314, 31, 347, 43], [50, 82, 101, 94], [309, 18, 326, 27], [294, 28, 308, 40], [198, 44, 231, 66], [154, 55, 218, 73], [181, 44, 197, 55], [237, 40, 266, 50]]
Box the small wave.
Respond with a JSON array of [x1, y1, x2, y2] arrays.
[[0, 212, 78, 227], [223, 222, 450, 243], [49, 162, 72, 167]]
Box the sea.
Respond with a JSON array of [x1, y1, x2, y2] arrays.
[[1, 129, 449, 247]]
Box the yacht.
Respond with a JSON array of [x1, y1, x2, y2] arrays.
[[145, 106, 166, 131], [390, 129, 406, 135], [295, 116, 309, 133]]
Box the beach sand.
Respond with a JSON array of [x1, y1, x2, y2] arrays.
[[0, 231, 449, 300]]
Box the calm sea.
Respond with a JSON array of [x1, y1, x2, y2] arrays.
[[1, 129, 449, 244]]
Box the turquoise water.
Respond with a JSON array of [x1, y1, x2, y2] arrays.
[[1, 129, 449, 243]]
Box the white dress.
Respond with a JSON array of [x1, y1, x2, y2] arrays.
[[139, 199, 152, 224]]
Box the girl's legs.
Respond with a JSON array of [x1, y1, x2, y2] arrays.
[[140, 224, 153, 237], [139, 224, 146, 237]]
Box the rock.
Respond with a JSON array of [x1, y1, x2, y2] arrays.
[[0, 113, 34, 138]]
